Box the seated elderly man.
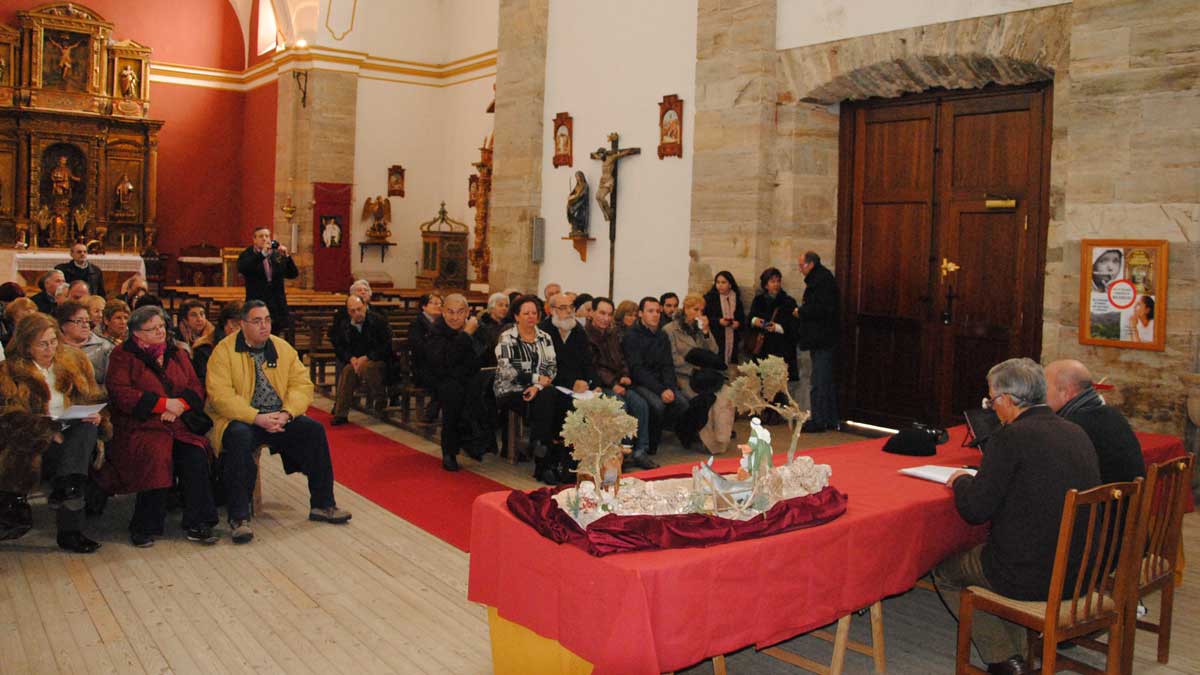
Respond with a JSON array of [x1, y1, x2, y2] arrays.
[[205, 300, 350, 544], [540, 292, 603, 477], [1045, 359, 1145, 484], [587, 297, 655, 469], [622, 296, 685, 454], [934, 358, 1100, 675], [424, 294, 490, 471], [328, 295, 392, 426], [33, 269, 66, 314]]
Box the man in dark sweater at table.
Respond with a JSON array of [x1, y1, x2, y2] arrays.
[[935, 358, 1100, 675], [1045, 359, 1145, 484]]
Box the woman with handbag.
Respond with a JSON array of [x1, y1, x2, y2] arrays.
[[748, 268, 799, 423], [703, 271, 745, 365], [100, 305, 219, 547]]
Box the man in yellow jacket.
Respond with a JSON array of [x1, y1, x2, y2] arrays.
[[206, 300, 351, 543]]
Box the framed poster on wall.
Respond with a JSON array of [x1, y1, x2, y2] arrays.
[[1079, 239, 1167, 351]]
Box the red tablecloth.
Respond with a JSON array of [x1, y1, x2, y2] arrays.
[[467, 427, 1188, 674]]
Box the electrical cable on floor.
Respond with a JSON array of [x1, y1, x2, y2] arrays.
[[929, 572, 987, 666]]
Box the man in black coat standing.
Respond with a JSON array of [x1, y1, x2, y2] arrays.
[[424, 294, 489, 471], [796, 251, 839, 432], [328, 295, 393, 425], [237, 227, 298, 334], [622, 297, 684, 453], [56, 242, 106, 297], [935, 358, 1101, 675], [1045, 359, 1145, 484]]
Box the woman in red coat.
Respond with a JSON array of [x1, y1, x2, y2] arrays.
[[102, 305, 218, 547]]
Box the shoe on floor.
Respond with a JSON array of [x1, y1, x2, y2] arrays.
[[986, 656, 1030, 675], [625, 453, 659, 470], [230, 520, 254, 544], [186, 526, 218, 545], [309, 506, 352, 524], [58, 530, 101, 553], [442, 454, 460, 472], [129, 532, 155, 548], [330, 416, 349, 426]]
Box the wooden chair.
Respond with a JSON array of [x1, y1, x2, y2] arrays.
[[955, 480, 1144, 675], [761, 601, 886, 674], [1121, 455, 1194, 669]]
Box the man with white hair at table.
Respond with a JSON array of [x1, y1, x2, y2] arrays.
[[934, 357, 1100, 675]]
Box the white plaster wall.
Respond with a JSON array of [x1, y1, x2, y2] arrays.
[[777, 0, 1070, 50], [538, 0, 697, 302], [347, 0, 498, 287]]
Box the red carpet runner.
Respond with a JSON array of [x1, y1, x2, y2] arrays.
[[307, 407, 508, 552]]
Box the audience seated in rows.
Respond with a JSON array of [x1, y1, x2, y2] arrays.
[[407, 292, 442, 389], [97, 299, 130, 345], [115, 273, 148, 308], [3, 295, 36, 348], [56, 242, 106, 297], [537, 292, 603, 480], [573, 292, 593, 328], [0, 313, 108, 553], [425, 294, 493, 471], [85, 295, 106, 330], [586, 297, 656, 470], [98, 306, 218, 547], [66, 280, 90, 302], [205, 300, 351, 544], [623, 296, 687, 453], [56, 300, 114, 384], [176, 299, 216, 354], [614, 299, 638, 334], [494, 295, 562, 484], [329, 295, 393, 425], [33, 269, 66, 314], [474, 292, 509, 368], [191, 300, 241, 384]]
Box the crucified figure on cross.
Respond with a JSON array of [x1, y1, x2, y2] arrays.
[[590, 133, 640, 224]]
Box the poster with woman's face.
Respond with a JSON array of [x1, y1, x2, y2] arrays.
[[1082, 241, 1165, 350]]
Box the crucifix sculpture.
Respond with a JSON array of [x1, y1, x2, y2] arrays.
[[590, 132, 640, 297]]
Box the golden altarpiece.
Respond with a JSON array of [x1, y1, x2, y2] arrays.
[[0, 3, 160, 253]]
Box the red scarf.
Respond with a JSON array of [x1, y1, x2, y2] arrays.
[[134, 335, 167, 362]]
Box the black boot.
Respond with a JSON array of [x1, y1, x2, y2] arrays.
[[57, 530, 101, 553], [0, 491, 33, 541]]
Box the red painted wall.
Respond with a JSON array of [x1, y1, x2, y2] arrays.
[[0, 2, 278, 277], [240, 80, 279, 241]]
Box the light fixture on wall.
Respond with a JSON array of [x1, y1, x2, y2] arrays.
[[293, 70, 309, 108]]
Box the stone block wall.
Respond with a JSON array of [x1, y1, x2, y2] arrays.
[[1041, 0, 1200, 433], [489, 0, 549, 293], [274, 69, 358, 288], [687, 0, 778, 295]]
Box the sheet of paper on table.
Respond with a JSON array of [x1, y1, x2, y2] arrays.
[[899, 464, 976, 484], [53, 403, 107, 421], [555, 386, 596, 400]]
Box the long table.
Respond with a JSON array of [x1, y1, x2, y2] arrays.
[[467, 427, 1188, 674]]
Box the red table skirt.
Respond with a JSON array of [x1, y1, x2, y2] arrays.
[[468, 427, 1188, 674]]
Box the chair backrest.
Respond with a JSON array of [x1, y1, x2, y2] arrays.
[[1137, 455, 1195, 588], [1045, 480, 1143, 629]]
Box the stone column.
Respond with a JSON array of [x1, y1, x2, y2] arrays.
[[274, 68, 358, 288], [688, 0, 778, 295], [489, 0, 549, 293]]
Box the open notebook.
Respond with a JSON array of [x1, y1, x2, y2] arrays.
[[899, 465, 976, 484]]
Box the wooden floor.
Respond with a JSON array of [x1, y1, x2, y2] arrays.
[[2, 397, 1197, 674]]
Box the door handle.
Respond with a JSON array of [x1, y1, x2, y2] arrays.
[[942, 284, 958, 325], [940, 258, 960, 281]]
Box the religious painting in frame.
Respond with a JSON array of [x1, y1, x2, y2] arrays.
[[387, 165, 405, 197], [1079, 239, 1167, 351], [658, 94, 683, 159], [552, 112, 572, 168]]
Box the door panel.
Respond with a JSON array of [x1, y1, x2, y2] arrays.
[[838, 85, 1050, 428]]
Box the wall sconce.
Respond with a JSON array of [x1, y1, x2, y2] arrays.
[[293, 70, 309, 108]]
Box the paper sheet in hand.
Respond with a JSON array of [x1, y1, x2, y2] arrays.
[[899, 465, 976, 484], [54, 403, 107, 421], [555, 386, 597, 400]]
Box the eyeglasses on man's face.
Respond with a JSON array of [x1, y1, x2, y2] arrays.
[[244, 316, 272, 327], [982, 393, 1010, 410]]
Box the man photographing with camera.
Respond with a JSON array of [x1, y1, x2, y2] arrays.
[[237, 227, 299, 334]]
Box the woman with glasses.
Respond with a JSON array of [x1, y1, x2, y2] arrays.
[[0, 313, 107, 552], [56, 300, 115, 384], [99, 306, 218, 547]]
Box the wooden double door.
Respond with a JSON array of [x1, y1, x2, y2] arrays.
[[836, 85, 1052, 428]]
